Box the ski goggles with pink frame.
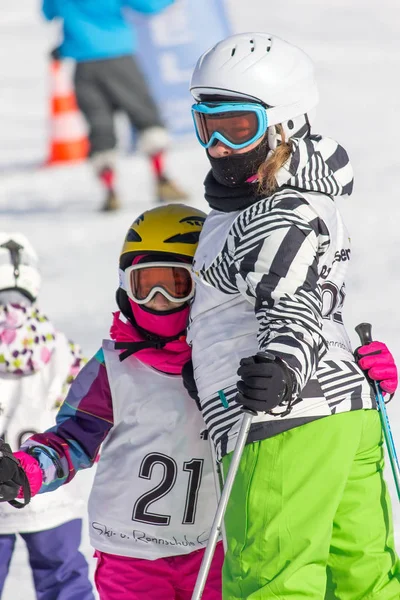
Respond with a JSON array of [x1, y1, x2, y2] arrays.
[[191, 102, 268, 150]]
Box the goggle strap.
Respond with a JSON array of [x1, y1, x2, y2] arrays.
[[118, 268, 127, 291]]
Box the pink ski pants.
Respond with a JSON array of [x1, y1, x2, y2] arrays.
[[94, 542, 224, 599]]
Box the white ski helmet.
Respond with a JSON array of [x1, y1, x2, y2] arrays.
[[190, 33, 318, 147], [0, 233, 41, 301]]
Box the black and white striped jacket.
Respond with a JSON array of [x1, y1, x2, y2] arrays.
[[188, 136, 374, 459]]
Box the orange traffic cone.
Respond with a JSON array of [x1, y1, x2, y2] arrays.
[[46, 59, 89, 165]]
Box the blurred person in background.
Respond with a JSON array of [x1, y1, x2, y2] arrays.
[[42, 0, 188, 211], [0, 234, 94, 599]]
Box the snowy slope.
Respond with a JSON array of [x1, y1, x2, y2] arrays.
[[1, 0, 400, 597]]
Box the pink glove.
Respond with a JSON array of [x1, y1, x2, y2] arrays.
[[357, 341, 398, 394], [14, 451, 43, 499]]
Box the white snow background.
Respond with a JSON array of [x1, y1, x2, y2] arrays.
[[0, 0, 399, 597]]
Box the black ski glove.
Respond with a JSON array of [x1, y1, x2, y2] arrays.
[[0, 440, 31, 508], [182, 360, 201, 411], [236, 353, 295, 414]]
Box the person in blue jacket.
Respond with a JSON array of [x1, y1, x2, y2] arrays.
[[42, 0, 188, 211]]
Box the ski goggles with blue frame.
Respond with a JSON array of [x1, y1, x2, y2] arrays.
[[191, 102, 268, 150]]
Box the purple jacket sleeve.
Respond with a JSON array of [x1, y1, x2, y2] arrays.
[[21, 348, 113, 493]]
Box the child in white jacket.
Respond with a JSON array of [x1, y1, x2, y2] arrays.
[[0, 233, 94, 600]]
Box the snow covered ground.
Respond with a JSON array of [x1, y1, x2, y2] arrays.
[[0, 0, 399, 597]]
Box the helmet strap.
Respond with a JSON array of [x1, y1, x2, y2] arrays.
[[115, 339, 166, 362], [113, 304, 187, 362]]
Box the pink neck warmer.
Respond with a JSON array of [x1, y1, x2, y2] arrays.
[[110, 311, 191, 375], [130, 298, 189, 339]]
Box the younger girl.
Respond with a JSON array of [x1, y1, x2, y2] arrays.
[[0, 206, 223, 599]]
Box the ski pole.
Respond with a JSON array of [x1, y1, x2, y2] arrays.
[[355, 322, 400, 501], [191, 407, 256, 600], [208, 432, 228, 552]]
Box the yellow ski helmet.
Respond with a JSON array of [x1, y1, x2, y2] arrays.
[[117, 204, 206, 322], [119, 204, 206, 270]]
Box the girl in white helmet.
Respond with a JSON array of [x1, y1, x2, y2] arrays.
[[0, 207, 223, 600], [187, 33, 400, 599]]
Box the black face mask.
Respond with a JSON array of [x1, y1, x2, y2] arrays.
[[206, 135, 269, 187]]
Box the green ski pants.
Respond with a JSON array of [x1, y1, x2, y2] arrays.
[[221, 409, 400, 599]]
